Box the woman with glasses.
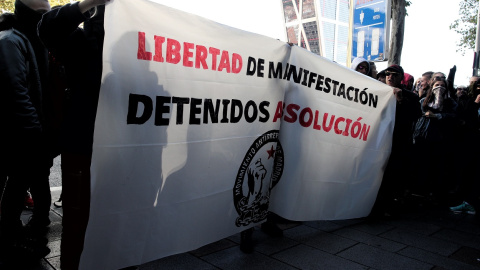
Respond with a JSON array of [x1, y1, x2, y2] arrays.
[[411, 76, 458, 204]]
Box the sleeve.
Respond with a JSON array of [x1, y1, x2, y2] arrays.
[[38, 2, 89, 50], [447, 66, 456, 99], [0, 35, 42, 134], [401, 89, 422, 122]]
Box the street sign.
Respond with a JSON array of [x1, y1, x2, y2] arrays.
[[352, 0, 390, 61]]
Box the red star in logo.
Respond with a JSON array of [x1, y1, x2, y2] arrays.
[[267, 145, 276, 159]]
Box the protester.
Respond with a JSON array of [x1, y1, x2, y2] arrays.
[[413, 77, 422, 96], [431, 68, 456, 99], [371, 64, 422, 217], [469, 75, 479, 86], [377, 69, 386, 83], [449, 78, 480, 215], [402, 73, 414, 91], [456, 85, 468, 101], [0, 0, 52, 264], [38, 0, 110, 268], [350, 57, 370, 76], [411, 75, 458, 202], [417, 71, 433, 99], [368, 61, 378, 79]]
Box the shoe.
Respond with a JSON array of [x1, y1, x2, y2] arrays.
[[53, 198, 62, 208], [450, 201, 476, 215]]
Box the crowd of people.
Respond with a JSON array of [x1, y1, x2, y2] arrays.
[[1, 0, 479, 268], [351, 57, 480, 218], [1, 0, 110, 269]]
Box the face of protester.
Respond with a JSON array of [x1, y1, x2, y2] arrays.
[[432, 72, 446, 82], [407, 77, 414, 90], [456, 87, 467, 98], [378, 75, 386, 84], [469, 76, 479, 85], [22, 0, 51, 13], [385, 71, 402, 87], [420, 75, 431, 89], [430, 80, 447, 109], [432, 81, 446, 91], [356, 62, 369, 75]]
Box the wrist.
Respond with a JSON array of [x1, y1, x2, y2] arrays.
[[78, 0, 96, 14]]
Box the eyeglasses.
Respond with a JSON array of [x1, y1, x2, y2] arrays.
[[357, 65, 367, 70], [433, 76, 446, 81], [385, 71, 399, 77]]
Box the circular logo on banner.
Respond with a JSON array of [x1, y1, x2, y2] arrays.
[[233, 130, 284, 227]]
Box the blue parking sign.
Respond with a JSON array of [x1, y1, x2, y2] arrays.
[[352, 0, 389, 61]]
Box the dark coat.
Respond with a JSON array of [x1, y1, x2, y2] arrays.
[[0, 0, 50, 153], [38, 2, 105, 155], [0, 28, 43, 141], [392, 87, 422, 151]]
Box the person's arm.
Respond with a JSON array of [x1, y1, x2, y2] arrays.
[[78, 0, 111, 13], [38, 0, 111, 50], [38, 2, 88, 50], [447, 65, 456, 98]]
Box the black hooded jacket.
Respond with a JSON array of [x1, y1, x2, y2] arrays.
[[0, 0, 49, 149]]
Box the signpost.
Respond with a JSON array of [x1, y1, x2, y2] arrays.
[[352, 0, 390, 61]]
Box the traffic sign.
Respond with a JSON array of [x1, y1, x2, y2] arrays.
[[352, 0, 390, 61]]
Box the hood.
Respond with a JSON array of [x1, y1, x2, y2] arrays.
[[14, 0, 44, 36], [350, 57, 370, 73], [0, 13, 17, 31], [402, 73, 413, 87]]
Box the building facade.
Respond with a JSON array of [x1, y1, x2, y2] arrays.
[[282, 0, 351, 66]]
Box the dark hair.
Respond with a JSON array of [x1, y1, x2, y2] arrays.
[[422, 71, 434, 78]]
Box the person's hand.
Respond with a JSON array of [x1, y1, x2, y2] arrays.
[[425, 111, 436, 118], [393, 87, 403, 102], [450, 65, 456, 72], [79, 0, 112, 13], [475, 94, 480, 104]]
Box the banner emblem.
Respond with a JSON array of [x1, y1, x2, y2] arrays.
[[233, 130, 284, 227]]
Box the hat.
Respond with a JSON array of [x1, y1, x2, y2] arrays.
[[385, 64, 404, 75]]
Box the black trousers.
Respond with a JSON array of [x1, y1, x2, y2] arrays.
[[60, 152, 91, 270], [0, 145, 50, 235]]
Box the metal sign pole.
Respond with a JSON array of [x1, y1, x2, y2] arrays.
[[474, 0, 480, 76]]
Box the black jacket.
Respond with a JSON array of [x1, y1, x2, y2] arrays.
[[0, 29, 42, 138], [392, 87, 422, 151], [0, 1, 49, 149]]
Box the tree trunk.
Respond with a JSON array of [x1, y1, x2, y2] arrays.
[[388, 0, 406, 65]]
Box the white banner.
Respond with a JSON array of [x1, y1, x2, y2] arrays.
[[81, 0, 396, 269]]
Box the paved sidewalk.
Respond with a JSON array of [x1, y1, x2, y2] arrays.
[[20, 188, 480, 270]]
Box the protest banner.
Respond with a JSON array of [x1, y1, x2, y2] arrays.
[[81, 0, 395, 269]]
